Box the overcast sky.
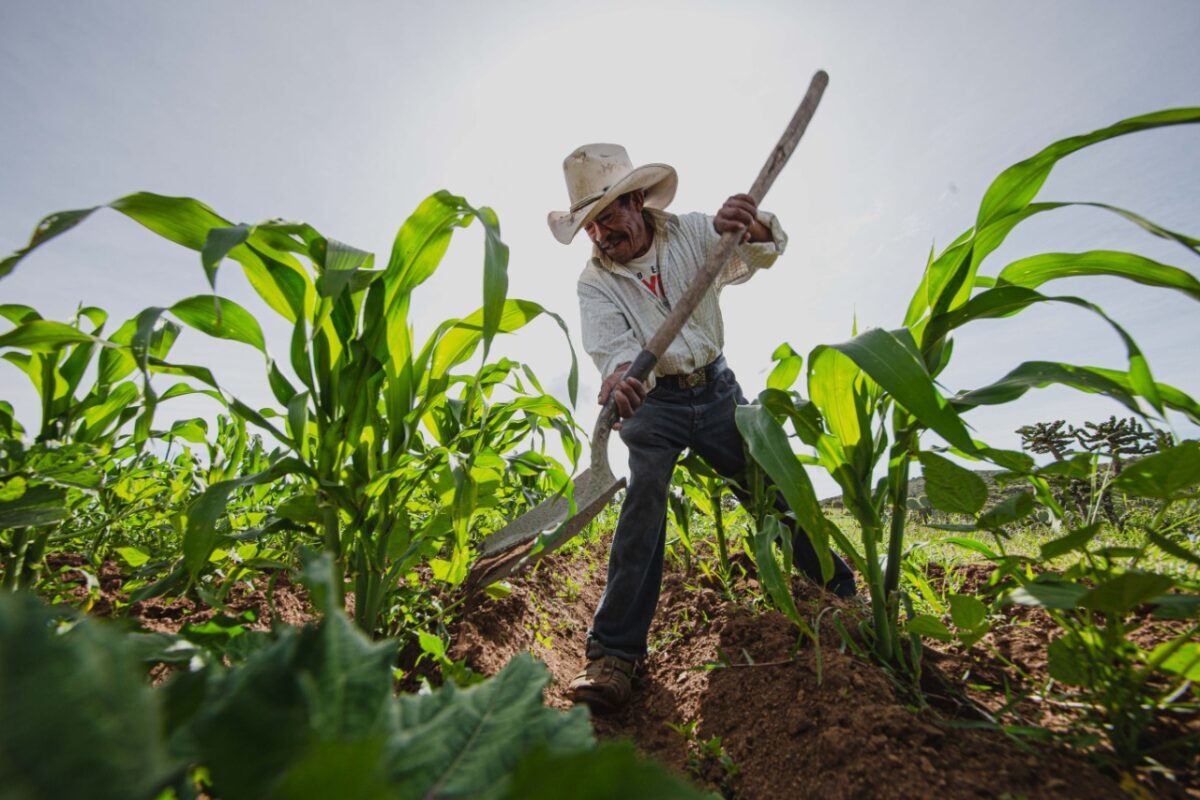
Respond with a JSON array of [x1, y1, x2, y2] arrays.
[[2, 1, 1198, 496]]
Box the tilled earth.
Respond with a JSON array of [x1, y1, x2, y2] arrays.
[[449, 538, 1197, 799]]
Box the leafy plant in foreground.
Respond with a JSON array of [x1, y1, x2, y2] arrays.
[[0, 555, 708, 800]]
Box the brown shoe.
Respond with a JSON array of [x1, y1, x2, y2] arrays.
[[568, 655, 635, 713]]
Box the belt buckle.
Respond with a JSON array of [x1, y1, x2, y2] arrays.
[[684, 370, 706, 388]]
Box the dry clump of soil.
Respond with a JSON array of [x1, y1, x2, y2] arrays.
[[43, 553, 313, 634], [449, 538, 1188, 799]]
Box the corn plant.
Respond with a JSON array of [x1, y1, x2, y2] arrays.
[[737, 106, 1200, 668], [2, 191, 580, 632]]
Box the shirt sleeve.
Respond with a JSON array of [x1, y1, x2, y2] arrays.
[[681, 209, 792, 291], [577, 279, 655, 388], [717, 209, 789, 288]]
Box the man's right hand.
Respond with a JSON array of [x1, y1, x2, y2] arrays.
[[599, 362, 647, 429]]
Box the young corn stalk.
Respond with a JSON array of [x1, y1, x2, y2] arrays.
[[739, 106, 1200, 668], [1, 191, 581, 632]]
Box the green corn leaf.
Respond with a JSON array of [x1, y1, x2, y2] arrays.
[[976, 107, 1200, 230], [822, 328, 976, 453], [735, 403, 836, 582], [952, 361, 1142, 417], [0, 320, 110, 353], [929, 286, 1162, 414], [997, 250, 1200, 303], [808, 346, 866, 450], [1080, 572, 1176, 616], [1110, 440, 1200, 500], [201, 224, 252, 289], [169, 295, 268, 353], [917, 452, 988, 515], [751, 516, 808, 628], [183, 458, 310, 581], [1086, 367, 1200, 426], [0, 208, 100, 280]]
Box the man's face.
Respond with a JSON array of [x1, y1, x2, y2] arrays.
[[584, 190, 650, 263]]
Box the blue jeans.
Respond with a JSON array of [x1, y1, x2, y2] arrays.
[[587, 358, 856, 662]]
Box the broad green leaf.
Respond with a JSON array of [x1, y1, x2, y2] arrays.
[[1039, 523, 1101, 561], [1047, 635, 1088, 685], [1080, 572, 1175, 616], [1110, 440, 1200, 500], [997, 250, 1200, 303], [201, 224, 252, 289], [189, 607, 396, 799], [1148, 593, 1200, 620], [0, 476, 27, 503], [917, 452, 988, 515], [929, 286, 1162, 414], [906, 614, 953, 642], [948, 594, 987, 631], [1007, 580, 1088, 610], [0, 484, 68, 528], [1152, 641, 1200, 681], [388, 654, 594, 799], [976, 492, 1034, 530], [504, 740, 711, 800], [115, 546, 151, 568], [0, 593, 172, 800]]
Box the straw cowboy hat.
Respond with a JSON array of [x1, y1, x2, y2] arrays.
[[547, 144, 678, 245]]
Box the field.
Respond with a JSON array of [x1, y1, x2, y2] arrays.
[[1, 109, 1198, 798]]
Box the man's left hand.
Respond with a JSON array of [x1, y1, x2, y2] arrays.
[[714, 194, 771, 243]]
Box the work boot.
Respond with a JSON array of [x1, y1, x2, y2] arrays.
[[568, 655, 635, 713]]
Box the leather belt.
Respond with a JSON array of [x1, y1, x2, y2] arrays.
[[656, 356, 726, 390]]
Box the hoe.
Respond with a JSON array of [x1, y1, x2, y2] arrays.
[[468, 71, 830, 591]]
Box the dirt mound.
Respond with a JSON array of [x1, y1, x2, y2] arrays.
[[44, 553, 312, 633], [450, 538, 1137, 799]]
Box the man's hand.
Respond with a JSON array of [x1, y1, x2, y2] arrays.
[[714, 194, 771, 243], [599, 362, 647, 429]]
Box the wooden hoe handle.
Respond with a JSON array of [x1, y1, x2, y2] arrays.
[[595, 70, 830, 436]]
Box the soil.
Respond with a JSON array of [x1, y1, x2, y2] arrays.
[[43, 553, 313, 634], [37, 544, 1197, 798], [448, 538, 1199, 799]]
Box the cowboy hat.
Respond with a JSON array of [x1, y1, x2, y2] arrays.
[[547, 144, 677, 245]]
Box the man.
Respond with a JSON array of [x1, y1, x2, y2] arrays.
[[547, 144, 856, 712]]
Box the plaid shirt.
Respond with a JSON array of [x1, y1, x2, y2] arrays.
[[577, 208, 788, 385]]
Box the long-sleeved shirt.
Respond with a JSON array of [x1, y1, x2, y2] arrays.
[[577, 208, 788, 385]]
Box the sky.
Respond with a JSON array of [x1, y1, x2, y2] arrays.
[[1, 0, 1198, 497]]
